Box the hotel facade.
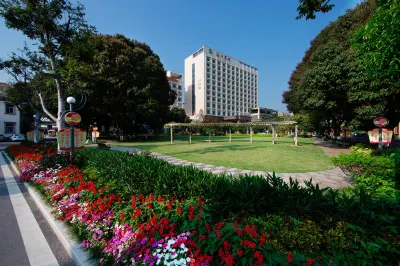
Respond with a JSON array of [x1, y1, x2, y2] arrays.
[[184, 46, 258, 118], [167, 71, 184, 108]]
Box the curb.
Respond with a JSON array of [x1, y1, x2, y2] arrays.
[[4, 152, 96, 266]]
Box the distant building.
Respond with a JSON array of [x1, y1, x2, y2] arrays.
[[250, 107, 278, 121], [0, 82, 21, 136], [277, 111, 293, 118], [167, 71, 184, 108], [184, 46, 258, 120]]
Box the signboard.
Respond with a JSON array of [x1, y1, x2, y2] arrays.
[[27, 131, 34, 141], [91, 131, 100, 138], [368, 128, 393, 145], [56, 128, 87, 150], [26, 131, 44, 141], [374, 117, 389, 127], [65, 112, 81, 126]]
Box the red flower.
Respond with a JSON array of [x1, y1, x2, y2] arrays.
[[167, 202, 172, 210], [206, 223, 211, 233], [197, 214, 202, 221], [188, 206, 195, 220], [259, 233, 267, 247], [215, 222, 223, 230], [253, 250, 263, 266], [287, 252, 293, 263], [306, 258, 316, 265], [236, 249, 243, 257], [198, 197, 204, 206], [177, 206, 182, 215], [147, 203, 152, 210], [120, 213, 125, 221], [199, 235, 206, 241]]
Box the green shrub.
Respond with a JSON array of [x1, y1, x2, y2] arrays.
[[75, 149, 400, 236], [246, 215, 398, 264], [332, 149, 399, 198]]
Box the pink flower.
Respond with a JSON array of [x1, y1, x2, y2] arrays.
[[100, 258, 104, 263]]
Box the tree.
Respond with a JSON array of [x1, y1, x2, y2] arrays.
[[169, 107, 189, 123], [296, 0, 334, 20], [351, 0, 400, 127], [296, 0, 377, 20], [66, 34, 176, 135], [284, 2, 375, 134], [0, 0, 93, 129]]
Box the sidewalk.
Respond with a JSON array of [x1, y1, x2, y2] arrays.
[[0, 151, 75, 266], [311, 137, 351, 157]]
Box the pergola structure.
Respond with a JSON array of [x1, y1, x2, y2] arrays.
[[165, 121, 299, 145]]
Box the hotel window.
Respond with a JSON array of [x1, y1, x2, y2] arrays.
[[207, 57, 210, 61]]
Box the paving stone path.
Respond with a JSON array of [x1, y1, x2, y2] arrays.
[[109, 146, 352, 189]]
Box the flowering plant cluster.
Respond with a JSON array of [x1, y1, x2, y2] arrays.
[[8, 144, 322, 265]]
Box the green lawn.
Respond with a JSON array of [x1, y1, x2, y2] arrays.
[[112, 135, 333, 173]]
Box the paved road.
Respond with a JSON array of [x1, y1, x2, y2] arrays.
[[0, 143, 75, 266]]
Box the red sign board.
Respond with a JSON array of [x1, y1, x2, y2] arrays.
[[374, 117, 389, 127], [56, 128, 87, 150], [368, 128, 393, 145], [65, 112, 81, 126]]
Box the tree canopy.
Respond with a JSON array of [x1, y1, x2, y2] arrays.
[[296, 0, 334, 20], [284, 2, 375, 134], [65, 34, 176, 135], [0, 0, 93, 129]]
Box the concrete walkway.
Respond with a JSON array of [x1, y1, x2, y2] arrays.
[[0, 150, 75, 266], [109, 146, 352, 189], [311, 137, 351, 157]]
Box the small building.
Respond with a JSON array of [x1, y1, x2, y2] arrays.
[[0, 82, 21, 137], [167, 71, 184, 108], [250, 107, 278, 121]]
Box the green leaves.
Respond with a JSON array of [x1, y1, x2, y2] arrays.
[[296, 0, 335, 20]]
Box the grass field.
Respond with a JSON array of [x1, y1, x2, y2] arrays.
[[112, 135, 333, 173]]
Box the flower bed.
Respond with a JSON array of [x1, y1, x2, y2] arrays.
[[7, 144, 400, 265]]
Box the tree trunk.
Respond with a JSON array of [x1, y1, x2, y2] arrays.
[[49, 56, 65, 130]]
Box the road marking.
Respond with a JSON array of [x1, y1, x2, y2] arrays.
[[0, 154, 59, 266]]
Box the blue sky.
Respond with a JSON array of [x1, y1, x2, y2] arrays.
[[0, 0, 361, 111]]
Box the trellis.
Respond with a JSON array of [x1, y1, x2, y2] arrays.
[[164, 121, 299, 145]]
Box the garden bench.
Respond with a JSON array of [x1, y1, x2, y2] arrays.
[[97, 143, 111, 149]]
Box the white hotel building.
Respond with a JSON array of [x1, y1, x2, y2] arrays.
[[167, 71, 184, 108], [184, 46, 258, 118]]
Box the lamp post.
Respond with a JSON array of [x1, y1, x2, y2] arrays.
[[33, 112, 41, 143], [67, 97, 76, 161]]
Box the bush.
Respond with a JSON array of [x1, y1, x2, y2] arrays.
[[74, 149, 400, 235], [333, 149, 399, 198], [8, 144, 400, 265]]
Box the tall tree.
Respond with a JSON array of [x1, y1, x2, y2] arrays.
[[284, 2, 375, 133], [351, 0, 400, 127], [0, 0, 93, 129], [66, 34, 176, 135]]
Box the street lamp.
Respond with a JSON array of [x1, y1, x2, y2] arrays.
[[66, 96, 76, 161]]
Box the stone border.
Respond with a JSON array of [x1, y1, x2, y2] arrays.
[[111, 146, 352, 189], [4, 152, 95, 266]]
